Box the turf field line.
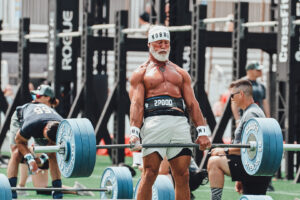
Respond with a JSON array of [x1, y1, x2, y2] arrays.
[[269, 191, 300, 196]]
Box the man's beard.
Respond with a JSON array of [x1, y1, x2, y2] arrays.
[[150, 46, 170, 62]]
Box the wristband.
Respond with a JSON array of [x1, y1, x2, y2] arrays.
[[24, 153, 35, 165], [196, 126, 208, 137], [235, 119, 241, 124], [130, 126, 140, 138]]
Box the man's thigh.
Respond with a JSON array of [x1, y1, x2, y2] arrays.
[[143, 152, 163, 173], [159, 157, 170, 174], [169, 155, 191, 175], [228, 155, 250, 181]]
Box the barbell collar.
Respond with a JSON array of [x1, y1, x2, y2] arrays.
[[33, 145, 62, 154], [11, 187, 109, 192]]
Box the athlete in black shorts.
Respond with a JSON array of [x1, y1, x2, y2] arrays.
[[6, 85, 64, 199], [207, 80, 271, 200]]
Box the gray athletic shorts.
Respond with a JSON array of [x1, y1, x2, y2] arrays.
[[9, 111, 21, 145], [140, 115, 193, 159], [9, 111, 46, 146]]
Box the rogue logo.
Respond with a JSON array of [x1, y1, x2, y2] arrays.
[[62, 11, 73, 70], [278, 0, 290, 63]]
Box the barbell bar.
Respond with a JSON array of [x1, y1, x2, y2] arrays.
[[11, 187, 110, 192], [29, 118, 300, 179], [33, 142, 255, 153], [0, 167, 134, 200]]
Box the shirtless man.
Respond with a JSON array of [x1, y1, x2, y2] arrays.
[[129, 25, 211, 200]]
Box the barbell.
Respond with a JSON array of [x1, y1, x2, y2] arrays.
[[0, 167, 134, 200], [29, 118, 300, 178]]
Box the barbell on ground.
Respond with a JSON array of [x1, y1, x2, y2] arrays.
[[29, 118, 300, 179], [0, 167, 134, 200]]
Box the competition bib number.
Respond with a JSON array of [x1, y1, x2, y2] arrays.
[[154, 99, 173, 107], [33, 106, 53, 114]]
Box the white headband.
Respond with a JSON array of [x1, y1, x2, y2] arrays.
[[148, 25, 170, 43]]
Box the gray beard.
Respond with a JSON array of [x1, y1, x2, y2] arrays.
[[150, 46, 170, 62]]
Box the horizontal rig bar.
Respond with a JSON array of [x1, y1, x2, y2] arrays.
[[57, 31, 81, 38], [0, 30, 18, 35], [91, 23, 115, 30], [293, 19, 300, 25], [11, 187, 109, 192], [24, 33, 48, 40], [242, 21, 278, 27], [203, 16, 233, 24]]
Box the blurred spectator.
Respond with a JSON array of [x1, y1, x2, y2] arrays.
[[212, 91, 230, 117], [3, 84, 14, 105], [139, 2, 156, 28], [165, 2, 170, 26]]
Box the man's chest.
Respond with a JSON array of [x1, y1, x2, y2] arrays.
[[143, 65, 183, 89]]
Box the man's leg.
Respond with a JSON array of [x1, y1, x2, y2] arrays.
[[18, 164, 29, 187], [207, 156, 231, 200], [32, 170, 48, 187], [7, 147, 23, 198], [169, 155, 191, 200], [48, 152, 63, 199], [137, 152, 162, 200]]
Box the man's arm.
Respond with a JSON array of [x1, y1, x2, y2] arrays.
[[180, 70, 205, 126], [129, 67, 145, 150], [15, 131, 30, 156], [179, 69, 211, 150], [262, 99, 270, 117], [129, 68, 145, 128], [15, 131, 39, 173]]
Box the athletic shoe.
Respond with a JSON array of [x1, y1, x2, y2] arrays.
[[73, 181, 95, 196]]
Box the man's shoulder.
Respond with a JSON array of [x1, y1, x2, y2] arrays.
[[134, 63, 147, 74], [244, 104, 265, 118], [130, 63, 148, 84], [168, 61, 180, 68], [168, 61, 188, 74]]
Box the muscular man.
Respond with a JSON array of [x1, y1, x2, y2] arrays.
[[7, 85, 64, 199], [129, 25, 211, 200], [207, 80, 271, 200]]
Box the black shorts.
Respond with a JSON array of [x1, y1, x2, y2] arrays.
[[227, 155, 271, 195]]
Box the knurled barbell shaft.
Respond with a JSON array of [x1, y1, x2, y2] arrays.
[[95, 143, 252, 149], [33, 143, 252, 154], [33, 143, 300, 154], [11, 187, 109, 192]]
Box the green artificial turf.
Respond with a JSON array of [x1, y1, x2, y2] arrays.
[[0, 154, 299, 199]]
